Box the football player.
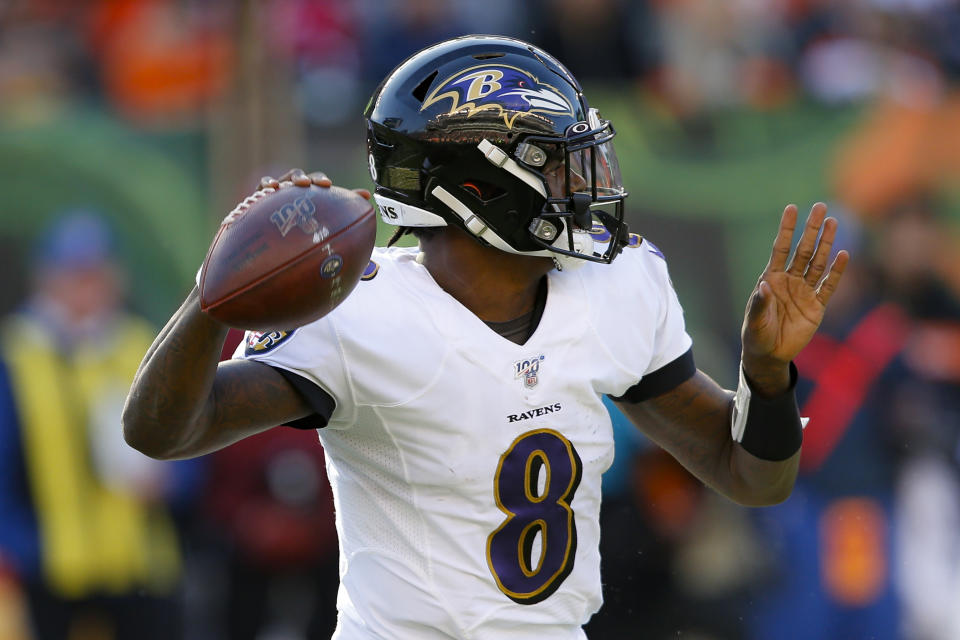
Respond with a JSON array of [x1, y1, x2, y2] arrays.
[[124, 35, 847, 639]]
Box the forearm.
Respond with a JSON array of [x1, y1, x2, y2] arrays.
[[726, 357, 803, 504], [616, 370, 800, 507], [122, 287, 229, 458], [726, 444, 800, 506], [635, 404, 799, 507]]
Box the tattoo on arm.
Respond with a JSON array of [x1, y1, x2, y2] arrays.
[[200, 360, 313, 454], [124, 288, 311, 459]]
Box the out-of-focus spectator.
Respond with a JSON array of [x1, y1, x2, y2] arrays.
[[830, 93, 960, 220], [361, 0, 459, 84], [264, 0, 362, 128], [825, 2, 960, 228], [647, 0, 797, 114], [0, 3, 93, 125], [0, 212, 187, 640], [533, 0, 653, 82], [797, 1, 946, 105], [746, 215, 905, 639], [874, 197, 960, 640], [873, 196, 960, 321], [747, 202, 960, 639]]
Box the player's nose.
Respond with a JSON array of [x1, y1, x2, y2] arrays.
[[543, 165, 588, 198], [569, 170, 587, 193]]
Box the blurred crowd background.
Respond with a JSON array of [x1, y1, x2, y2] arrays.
[[1, 0, 960, 639]]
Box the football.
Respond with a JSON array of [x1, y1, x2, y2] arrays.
[[199, 183, 376, 331]]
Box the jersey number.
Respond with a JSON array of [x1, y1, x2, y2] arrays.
[[486, 429, 583, 605]]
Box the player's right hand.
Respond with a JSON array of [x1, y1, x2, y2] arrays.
[[259, 168, 330, 190], [259, 168, 371, 201]]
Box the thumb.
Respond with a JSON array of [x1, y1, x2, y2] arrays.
[[746, 280, 774, 330]]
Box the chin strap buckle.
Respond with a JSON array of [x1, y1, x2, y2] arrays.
[[480, 140, 509, 167]]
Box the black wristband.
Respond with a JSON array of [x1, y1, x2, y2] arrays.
[[732, 362, 804, 462]]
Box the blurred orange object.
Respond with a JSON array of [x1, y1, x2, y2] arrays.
[[819, 498, 888, 607], [0, 562, 30, 640], [832, 101, 935, 219], [833, 94, 960, 219], [632, 448, 702, 540], [86, 0, 233, 123]]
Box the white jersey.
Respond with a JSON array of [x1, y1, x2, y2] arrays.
[[238, 242, 692, 639]]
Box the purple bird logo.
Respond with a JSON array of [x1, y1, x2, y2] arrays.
[[421, 65, 574, 129]]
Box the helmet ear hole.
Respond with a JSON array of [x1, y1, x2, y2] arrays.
[[461, 182, 483, 198], [460, 181, 505, 202]]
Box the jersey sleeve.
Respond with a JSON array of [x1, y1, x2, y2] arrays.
[[646, 242, 693, 371], [233, 322, 353, 429], [610, 240, 695, 402]]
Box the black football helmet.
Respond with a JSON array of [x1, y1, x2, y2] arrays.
[[364, 34, 629, 268]]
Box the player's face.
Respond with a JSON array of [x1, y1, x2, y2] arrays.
[[538, 141, 622, 203], [542, 160, 588, 199]]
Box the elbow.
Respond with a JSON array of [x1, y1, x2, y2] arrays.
[[121, 404, 179, 461], [122, 419, 167, 460]]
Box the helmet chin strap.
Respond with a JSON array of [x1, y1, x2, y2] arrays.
[[430, 185, 593, 271], [431, 185, 526, 255], [477, 140, 547, 198], [475, 139, 594, 271]]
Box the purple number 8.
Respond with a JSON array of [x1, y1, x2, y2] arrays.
[[486, 429, 583, 604]]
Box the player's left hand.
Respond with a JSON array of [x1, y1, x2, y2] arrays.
[[741, 202, 849, 395]]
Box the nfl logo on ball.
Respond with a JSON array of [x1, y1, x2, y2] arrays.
[[271, 195, 320, 237]]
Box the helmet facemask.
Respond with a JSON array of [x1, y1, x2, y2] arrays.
[[510, 108, 629, 265]]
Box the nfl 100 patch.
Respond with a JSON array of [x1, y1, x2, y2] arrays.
[[514, 354, 545, 389]]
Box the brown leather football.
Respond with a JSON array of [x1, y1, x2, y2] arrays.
[[199, 183, 376, 331]]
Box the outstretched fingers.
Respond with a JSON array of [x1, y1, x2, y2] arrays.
[[766, 204, 798, 273], [815, 250, 849, 306], [803, 216, 838, 285], [785, 202, 828, 276]]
